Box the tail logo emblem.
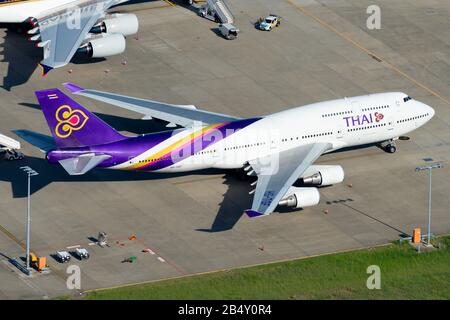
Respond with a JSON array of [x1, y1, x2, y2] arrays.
[[55, 105, 89, 138]]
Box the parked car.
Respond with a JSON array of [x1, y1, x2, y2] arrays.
[[258, 15, 281, 31], [74, 248, 90, 260], [56, 251, 71, 263]]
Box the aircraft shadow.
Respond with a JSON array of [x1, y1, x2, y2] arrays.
[[0, 155, 225, 198], [0, 153, 250, 232], [0, 0, 211, 91], [197, 173, 254, 233], [0, 23, 41, 91]]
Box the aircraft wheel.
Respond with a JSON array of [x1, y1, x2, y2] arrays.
[[386, 145, 397, 153]]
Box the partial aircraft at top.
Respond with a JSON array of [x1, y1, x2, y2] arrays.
[[0, 0, 138, 75], [15, 84, 434, 217]]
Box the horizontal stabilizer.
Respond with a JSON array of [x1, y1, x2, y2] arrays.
[[58, 153, 111, 175], [12, 130, 54, 153]]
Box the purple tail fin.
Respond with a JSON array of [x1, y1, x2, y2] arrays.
[[35, 89, 126, 148]]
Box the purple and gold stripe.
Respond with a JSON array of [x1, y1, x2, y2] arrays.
[[126, 118, 261, 171]]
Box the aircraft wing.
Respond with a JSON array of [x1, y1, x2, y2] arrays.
[[63, 83, 241, 127], [245, 143, 332, 217], [31, 0, 121, 75]]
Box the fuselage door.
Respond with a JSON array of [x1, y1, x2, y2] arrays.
[[389, 117, 395, 130], [336, 124, 344, 139]]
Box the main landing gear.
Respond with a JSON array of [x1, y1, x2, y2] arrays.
[[379, 140, 397, 154]]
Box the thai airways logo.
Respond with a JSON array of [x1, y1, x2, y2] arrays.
[[55, 105, 89, 138], [343, 112, 384, 127], [374, 112, 384, 122]]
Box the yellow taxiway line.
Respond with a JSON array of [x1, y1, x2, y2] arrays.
[[287, 0, 450, 106], [0, 223, 74, 285]]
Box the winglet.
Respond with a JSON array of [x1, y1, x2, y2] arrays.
[[245, 209, 265, 218], [39, 64, 53, 77], [63, 83, 85, 94]]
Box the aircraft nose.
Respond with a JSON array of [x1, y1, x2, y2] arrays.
[[417, 100, 435, 120]]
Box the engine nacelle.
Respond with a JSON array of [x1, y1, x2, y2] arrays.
[[278, 187, 320, 208], [301, 165, 344, 186], [79, 34, 126, 58], [92, 13, 139, 36]]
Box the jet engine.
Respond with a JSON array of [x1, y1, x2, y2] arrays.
[[90, 13, 139, 36], [300, 165, 344, 186], [278, 187, 320, 208], [78, 34, 126, 58]]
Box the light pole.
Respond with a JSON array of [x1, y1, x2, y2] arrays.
[[20, 166, 39, 271], [415, 162, 442, 246]]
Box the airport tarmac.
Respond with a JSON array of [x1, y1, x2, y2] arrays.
[[1, 0, 450, 299]]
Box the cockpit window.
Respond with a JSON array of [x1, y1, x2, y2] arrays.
[[403, 96, 412, 102]]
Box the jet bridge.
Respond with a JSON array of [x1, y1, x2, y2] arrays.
[[199, 0, 234, 24], [0, 133, 20, 150]]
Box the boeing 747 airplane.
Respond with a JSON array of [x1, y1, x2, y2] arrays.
[[0, 0, 138, 75], [18, 84, 434, 217]]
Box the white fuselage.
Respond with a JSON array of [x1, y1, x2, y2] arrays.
[[116, 92, 434, 173], [0, 0, 75, 22]]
